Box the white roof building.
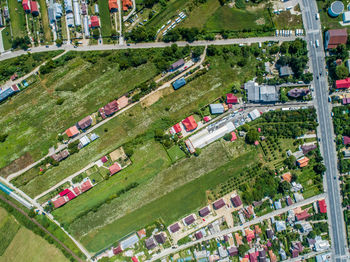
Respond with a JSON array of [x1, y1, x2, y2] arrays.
[[343, 11, 350, 23], [79, 135, 90, 147], [249, 109, 261, 121]]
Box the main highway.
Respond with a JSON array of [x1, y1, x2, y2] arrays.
[[301, 0, 348, 261]]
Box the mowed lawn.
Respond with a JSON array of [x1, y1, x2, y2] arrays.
[[1, 27, 12, 50], [8, 0, 27, 37], [19, 53, 258, 197], [0, 208, 67, 262], [181, 1, 273, 32], [79, 150, 258, 252], [98, 0, 112, 38], [0, 53, 158, 175]]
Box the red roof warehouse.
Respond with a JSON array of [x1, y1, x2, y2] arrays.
[[182, 115, 198, 132], [336, 78, 350, 89]]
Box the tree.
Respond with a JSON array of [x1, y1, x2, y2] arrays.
[[336, 65, 349, 79], [92, 28, 100, 39], [111, 29, 119, 38], [223, 133, 232, 141], [0, 134, 8, 143], [194, 148, 202, 157], [192, 46, 202, 59], [314, 163, 326, 174], [284, 155, 296, 169], [55, 38, 63, 46], [278, 181, 291, 194], [245, 129, 259, 144], [238, 243, 249, 256]]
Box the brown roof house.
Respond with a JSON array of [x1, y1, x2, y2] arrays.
[[183, 214, 196, 226], [231, 194, 243, 207], [77, 116, 92, 130], [169, 223, 180, 233], [213, 199, 226, 210], [199, 206, 211, 217], [325, 29, 348, 49], [154, 232, 167, 244]]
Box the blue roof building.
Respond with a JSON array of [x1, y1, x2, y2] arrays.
[[0, 86, 19, 102], [172, 78, 186, 90], [209, 104, 224, 114]]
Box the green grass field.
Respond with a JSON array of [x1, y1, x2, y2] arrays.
[[18, 52, 258, 197], [79, 150, 257, 252], [0, 208, 68, 262], [167, 145, 186, 162], [8, 0, 27, 38], [98, 0, 112, 39], [1, 52, 159, 177], [272, 11, 303, 30], [180, 0, 273, 32], [1, 27, 12, 50]]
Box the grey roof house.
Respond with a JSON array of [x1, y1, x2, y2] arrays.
[[209, 104, 225, 114], [245, 80, 279, 103]]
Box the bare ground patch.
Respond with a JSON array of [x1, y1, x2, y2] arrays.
[[0, 153, 34, 178], [141, 86, 174, 108]]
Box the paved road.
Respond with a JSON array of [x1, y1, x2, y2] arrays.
[[0, 36, 300, 61], [301, 0, 349, 261], [150, 193, 326, 261]]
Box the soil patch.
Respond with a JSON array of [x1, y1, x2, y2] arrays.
[[0, 153, 34, 178]]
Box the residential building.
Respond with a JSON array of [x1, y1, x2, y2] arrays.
[[83, 16, 89, 37], [279, 66, 294, 77], [266, 229, 274, 239], [343, 136, 350, 145], [226, 93, 238, 104], [288, 88, 310, 98], [80, 180, 93, 192], [145, 237, 156, 250], [65, 126, 79, 137], [209, 104, 225, 114], [218, 246, 228, 258], [79, 135, 90, 147], [22, 0, 31, 13], [78, 115, 92, 130], [0, 85, 20, 102], [318, 199, 327, 213], [245, 82, 279, 103], [90, 15, 100, 28], [274, 200, 282, 210], [30, 1, 39, 16], [230, 195, 242, 207], [48, 5, 55, 22], [54, 3, 63, 18], [109, 162, 122, 175], [228, 246, 238, 256], [169, 223, 180, 233], [275, 221, 286, 232], [296, 210, 311, 221], [182, 115, 197, 132], [282, 172, 292, 183], [122, 0, 132, 11], [199, 206, 210, 217], [183, 214, 195, 226], [50, 149, 70, 162], [294, 192, 304, 202], [169, 59, 185, 71], [324, 29, 347, 49], [230, 131, 237, 141], [113, 244, 123, 255], [81, 2, 87, 15], [297, 156, 309, 167], [336, 78, 350, 89], [66, 13, 74, 27], [195, 231, 203, 240], [117, 96, 129, 109], [108, 0, 118, 12], [172, 78, 186, 90], [53, 196, 67, 208], [137, 229, 146, 239], [286, 196, 293, 206], [301, 144, 317, 154], [170, 123, 182, 134], [244, 228, 255, 242], [213, 199, 225, 210]]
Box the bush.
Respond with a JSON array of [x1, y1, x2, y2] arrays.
[[56, 98, 65, 105], [0, 134, 8, 143]]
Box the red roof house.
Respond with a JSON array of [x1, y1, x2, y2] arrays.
[[325, 29, 348, 49], [30, 1, 39, 15], [67, 191, 77, 200], [73, 187, 81, 196], [131, 257, 139, 262], [122, 0, 132, 11], [22, 0, 31, 12], [104, 100, 119, 116], [336, 78, 350, 89], [296, 210, 311, 221], [109, 162, 121, 175], [59, 188, 71, 196], [182, 115, 198, 132], [226, 93, 238, 104], [113, 245, 123, 255], [109, 0, 118, 12], [203, 116, 211, 122], [65, 126, 79, 138], [172, 123, 182, 133], [318, 199, 327, 213], [90, 16, 100, 28], [245, 228, 255, 242], [101, 156, 108, 163], [230, 132, 237, 142], [343, 136, 350, 145], [80, 180, 93, 192], [53, 197, 67, 208]]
